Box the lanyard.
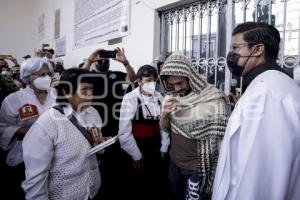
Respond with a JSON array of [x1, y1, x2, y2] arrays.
[[144, 104, 154, 118], [53, 105, 93, 146], [140, 96, 160, 119]]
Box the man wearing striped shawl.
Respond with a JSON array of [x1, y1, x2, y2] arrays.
[[160, 53, 230, 200]]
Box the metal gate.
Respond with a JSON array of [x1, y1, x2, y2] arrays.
[[160, 0, 300, 93]]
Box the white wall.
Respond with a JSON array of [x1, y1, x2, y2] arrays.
[[1, 0, 183, 71], [30, 0, 184, 71], [31, 0, 55, 49], [0, 0, 36, 66]]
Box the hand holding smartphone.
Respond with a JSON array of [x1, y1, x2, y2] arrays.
[[98, 50, 117, 58]]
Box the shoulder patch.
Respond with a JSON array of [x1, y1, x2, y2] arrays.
[[18, 104, 39, 121]]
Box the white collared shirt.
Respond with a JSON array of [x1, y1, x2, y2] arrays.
[[212, 70, 300, 200], [63, 105, 102, 129], [118, 87, 170, 161]]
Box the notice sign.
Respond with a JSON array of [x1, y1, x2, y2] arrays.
[[74, 0, 130, 47], [55, 36, 66, 57]]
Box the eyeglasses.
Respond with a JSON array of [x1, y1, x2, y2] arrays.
[[230, 43, 250, 50]]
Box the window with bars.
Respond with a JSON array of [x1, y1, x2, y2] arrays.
[[234, 0, 300, 77], [160, 0, 300, 91], [160, 0, 227, 90]]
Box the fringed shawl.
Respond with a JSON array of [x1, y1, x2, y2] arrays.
[[160, 52, 231, 195]]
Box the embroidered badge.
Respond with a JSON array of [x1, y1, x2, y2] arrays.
[[18, 104, 39, 121], [109, 74, 116, 79]]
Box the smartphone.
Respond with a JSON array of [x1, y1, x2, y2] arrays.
[[99, 50, 116, 58]]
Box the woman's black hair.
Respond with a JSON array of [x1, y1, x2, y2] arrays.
[[136, 65, 158, 80], [56, 68, 94, 105]]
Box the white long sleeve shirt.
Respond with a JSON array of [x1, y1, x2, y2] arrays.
[[22, 105, 102, 200], [118, 87, 170, 161], [213, 70, 300, 200], [0, 86, 56, 166]]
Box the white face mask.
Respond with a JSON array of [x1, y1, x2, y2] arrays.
[[33, 75, 51, 91], [142, 81, 156, 95]]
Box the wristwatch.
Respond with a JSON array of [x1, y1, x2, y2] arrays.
[[122, 60, 129, 66]]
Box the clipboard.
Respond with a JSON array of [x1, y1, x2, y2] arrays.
[[86, 135, 119, 157]]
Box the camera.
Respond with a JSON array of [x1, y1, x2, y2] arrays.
[[98, 50, 116, 58]]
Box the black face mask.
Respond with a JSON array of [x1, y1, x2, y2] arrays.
[[226, 50, 256, 77], [12, 73, 20, 80], [95, 59, 110, 72], [227, 52, 245, 77]]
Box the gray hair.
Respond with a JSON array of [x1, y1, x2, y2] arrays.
[[20, 57, 53, 83]]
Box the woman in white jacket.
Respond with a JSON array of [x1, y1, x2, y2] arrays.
[[0, 58, 55, 199], [22, 68, 102, 200]]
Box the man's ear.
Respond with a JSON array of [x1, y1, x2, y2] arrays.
[[253, 43, 265, 57]]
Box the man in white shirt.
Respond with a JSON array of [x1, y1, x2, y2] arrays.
[[119, 65, 171, 199], [212, 22, 300, 200], [22, 68, 102, 200]]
